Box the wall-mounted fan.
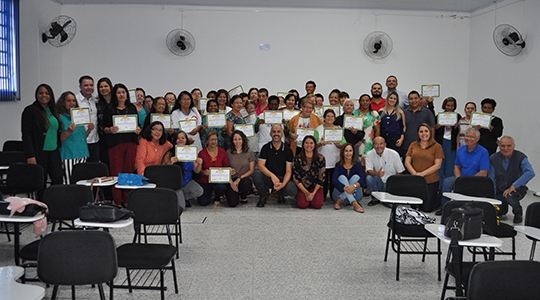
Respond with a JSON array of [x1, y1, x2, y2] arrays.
[[363, 31, 393, 59], [42, 15, 77, 47], [166, 29, 195, 57], [493, 24, 526, 56]]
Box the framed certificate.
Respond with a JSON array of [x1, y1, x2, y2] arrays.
[[198, 98, 208, 112], [282, 109, 299, 121], [234, 124, 255, 137], [343, 115, 363, 130], [228, 85, 244, 98], [351, 99, 360, 110], [276, 91, 288, 98], [113, 115, 138, 133], [296, 128, 316, 143], [70, 107, 91, 125], [175, 145, 198, 162], [151, 114, 172, 129], [323, 128, 344, 142], [314, 106, 324, 117], [128, 89, 137, 103], [178, 119, 198, 133], [244, 113, 257, 125], [437, 112, 458, 126], [470, 112, 492, 129], [206, 113, 227, 127], [209, 167, 231, 183], [168, 103, 175, 113], [264, 111, 283, 124], [421, 84, 440, 97], [323, 105, 342, 116]]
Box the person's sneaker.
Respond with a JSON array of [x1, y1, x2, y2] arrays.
[[256, 197, 267, 207], [513, 215, 523, 224], [367, 200, 380, 206], [435, 209, 442, 216]]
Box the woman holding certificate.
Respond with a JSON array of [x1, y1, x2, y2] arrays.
[[293, 136, 326, 209], [143, 96, 171, 130], [332, 143, 365, 213], [458, 102, 477, 147], [102, 83, 142, 205], [196, 130, 231, 206], [135, 121, 173, 175], [57, 91, 93, 184], [316, 109, 344, 199], [333, 99, 365, 160], [216, 89, 232, 114], [288, 97, 323, 155], [379, 91, 406, 157], [354, 94, 380, 166], [21, 84, 64, 200], [171, 91, 203, 151], [434, 97, 462, 182], [226, 130, 256, 207], [405, 123, 444, 212], [201, 99, 226, 148], [225, 95, 246, 143]]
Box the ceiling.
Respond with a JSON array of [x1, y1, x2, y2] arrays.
[[52, 0, 503, 13]]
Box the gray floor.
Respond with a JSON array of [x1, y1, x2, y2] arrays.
[[1, 192, 538, 300]]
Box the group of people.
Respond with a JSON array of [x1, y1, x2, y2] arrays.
[[20, 75, 535, 220]]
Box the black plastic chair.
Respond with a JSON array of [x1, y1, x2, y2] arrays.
[[116, 188, 179, 300], [383, 175, 441, 281], [0, 151, 25, 186], [37, 230, 118, 300], [71, 162, 110, 201], [522, 202, 540, 260], [2, 140, 23, 152], [453, 176, 495, 198], [0, 163, 44, 199]]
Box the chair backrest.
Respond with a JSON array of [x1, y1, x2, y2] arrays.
[[0, 151, 25, 166], [43, 185, 94, 223], [454, 176, 495, 198], [144, 164, 183, 190], [127, 187, 179, 225], [37, 230, 117, 285], [2, 140, 23, 152], [467, 260, 540, 300], [385, 175, 428, 203], [6, 163, 44, 192], [70, 162, 109, 183], [525, 202, 540, 229]]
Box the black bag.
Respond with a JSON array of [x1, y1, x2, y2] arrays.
[[444, 203, 483, 241], [79, 203, 133, 223], [0, 200, 46, 216]]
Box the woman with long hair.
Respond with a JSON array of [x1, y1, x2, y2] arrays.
[[379, 91, 406, 157], [226, 130, 256, 206], [293, 135, 326, 209], [135, 121, 172, 175], [96, 77, 113, 166], [332, 143, 365, 213], [354, 94, 381, 166], [434, 97, 462, 184]]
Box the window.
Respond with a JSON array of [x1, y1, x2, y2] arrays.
[[0, 0, 19, 102]]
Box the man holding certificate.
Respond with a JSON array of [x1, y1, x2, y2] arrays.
[[253, 124, 297, 207], [76, 75, 100, 162]]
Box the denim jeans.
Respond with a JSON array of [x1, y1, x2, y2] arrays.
[[331, 174, 363, 205]]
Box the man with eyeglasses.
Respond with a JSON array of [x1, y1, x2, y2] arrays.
[[436, 127, 490, 215]]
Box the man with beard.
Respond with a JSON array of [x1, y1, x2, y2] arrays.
[[253, 124, 297, 207], [382, 75, 409, 109], [370, 82, 386, 112]]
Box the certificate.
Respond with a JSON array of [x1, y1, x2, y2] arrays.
[[128, 89, 137, 103], [70, 107, 91, 125], [178, 119, 198, 133], [264, 111, 283, 124], [351, 99, 360, 110], [175, 145, 198, 162], [421, 84, 440, 97], [151, 114, 172, 129], [343, 115, 363, 130], [244, 113, 257, 124], [314, 106, 324, 117], [323, 128, 344, 142], [198, 98, 208, 112], [296, 128, 316, 143], [206, 113, 227, 127], [282, 109, 299, 121], [437, 112, 458, 126], [234, 124, 255, 137], [168, 104, 175, 113], [470, 112, 492, 129], [276, 92, 288, 98], [228, 85, 244, 98], [113, 115, 138, 133], [209, 167, 231, 183], [323, 105, 342, 116]]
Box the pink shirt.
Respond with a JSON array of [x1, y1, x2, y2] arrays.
[[135, 138, 173, 174]]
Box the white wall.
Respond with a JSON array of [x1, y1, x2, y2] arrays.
[[468, 0, 540, 190]]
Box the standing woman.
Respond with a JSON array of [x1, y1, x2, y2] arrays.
[[405, 123, 444, 212], [334, 99, 365, 161], [332, 143, 365, 213], [201, 99, 226, 148], [57, 91, 92, 184], [225, 95, 246, 149], [293, 136, 326, 209], [435, 97, 462, 183], [21, 84, 64, 200], [96, 77, 113, 167], [102, 83, 141, 206], [226, 130, 256, 207], [143, 96, 171, 130], [171, 90, 203, 151], [288, 96, 323, 155], [196, 130, 230, 206], [379, 91, 405, 157], [354, 94, 381, 166], [458, 102, 476, 147], [316, 109, 343, 199], [135, 121, 173, 175], [216, 89, 231, 114]]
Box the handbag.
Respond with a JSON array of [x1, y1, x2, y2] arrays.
[[78, 180, 134, 222], [0, 200, 46, 216], [117, 173, 147, 186], [444, 202, 483, 241], [395, 206, 436, 225]]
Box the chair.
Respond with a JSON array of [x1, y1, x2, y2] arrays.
[[383, 175, 441, 281], [116, 188, 179, 300], [71, 162, 110, 202], [144, 164, 184, 256], [453, 176, 495, 198], [0, 151, 25, 186], [37, 230, 118, 300], [2, 140, 23, 152], [466, 260, 540, 300], [522, 202, 540, 260], [0, 163, 44, 199]]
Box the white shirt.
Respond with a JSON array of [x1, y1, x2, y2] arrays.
[[365, 147, 405, 183], [315, 124, 340, 169], [171, 107, 203, 151], [76, 91, 99, 144], [257, 112, 284, 152]]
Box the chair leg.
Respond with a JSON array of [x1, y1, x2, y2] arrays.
[[110, 280, 114, 300], [530, 240, 537, 261], [396, 238, 401, 281], [384, 228, 391, 262], [422, 237, 428, 262], [160, 269, 165, 300], [125, 268, 133, 293], [437, 239, 441, 281], [97, 283, 106, 300], [171, 259, 179, 294], [175, 221, 179, 259], [512, 237, 516, 260], [52, 285, 59, 300], [71, 285, 75, 299], [440, 273, 450, 300]]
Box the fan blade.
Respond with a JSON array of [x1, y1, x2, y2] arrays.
[[59, 31, 69, 43]]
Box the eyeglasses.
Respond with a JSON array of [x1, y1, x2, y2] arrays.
[[151, 127, 162, 132]]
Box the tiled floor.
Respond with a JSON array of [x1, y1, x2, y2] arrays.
[[1, 192, 538, 299]]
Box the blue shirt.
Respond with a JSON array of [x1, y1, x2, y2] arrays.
[[455, 144, 490, 176], [489, 156, 535, 188]]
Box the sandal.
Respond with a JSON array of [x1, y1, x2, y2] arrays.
[[334, 198, 343, 210], [353, 201, 364, 213]]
